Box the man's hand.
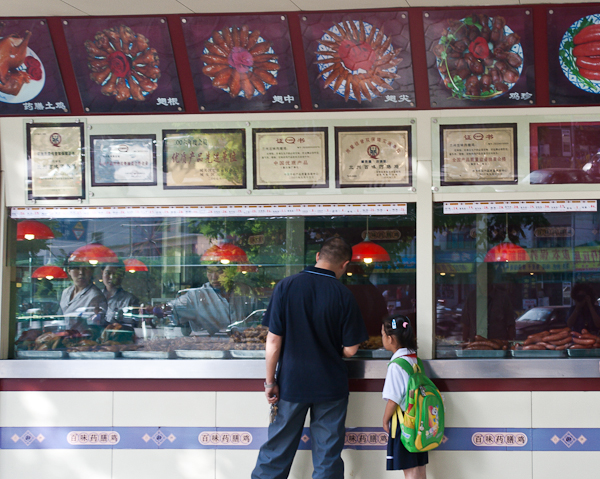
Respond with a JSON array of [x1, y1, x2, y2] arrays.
[[265, 384, 279, 404]]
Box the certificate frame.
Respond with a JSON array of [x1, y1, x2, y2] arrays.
[[90, 134, 157, 187], [162, 129, 246, 190], [27, 122, 85, 200], [335, 126, 412, 188], [252, 127, 329, 189], [440, 123, 518, 186]]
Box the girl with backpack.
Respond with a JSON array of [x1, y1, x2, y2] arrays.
[[381, 314, 428, 479]]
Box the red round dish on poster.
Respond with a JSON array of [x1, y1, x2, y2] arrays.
[[24, 56, 42, 81]]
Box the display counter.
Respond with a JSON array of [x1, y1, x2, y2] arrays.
[[1, 358, 599, 379]]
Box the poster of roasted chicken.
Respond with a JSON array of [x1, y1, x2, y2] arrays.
[[181, 14, 299, 112], [0, 19, 69, 115], [548, 6, 600, 105], [300, 11, 414, 110], [423, 8, 534, 108], [62, 17, 183, 113]]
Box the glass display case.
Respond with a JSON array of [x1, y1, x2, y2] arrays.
[[434, 201, 600, 359], [10, 206, 416, 360]]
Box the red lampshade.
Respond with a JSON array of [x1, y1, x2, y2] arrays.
[[484, 241, 531, 263], [201, 243, 249, 265], [17, 220, 55, 241], [68, 243, 119, 266], [352, 241, 391, 264], [123, 258, 148, 273], [32, 265, 68, 280]]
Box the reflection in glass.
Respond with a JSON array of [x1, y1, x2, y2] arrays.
[[12, 209, 416, 359], [434, 204, 600, 358]]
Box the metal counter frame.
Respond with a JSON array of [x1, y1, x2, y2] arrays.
[[0, 358, 599, 379]]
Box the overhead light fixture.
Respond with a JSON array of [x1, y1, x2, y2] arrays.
[[201, 243, 257, 272], [32, 265, 68, 281], [352, 218, 391, 264], [17, 221, 55, 241], [123, 258, 148, 273], [484, 214, 530, 263], [69, 243, 119, 266]]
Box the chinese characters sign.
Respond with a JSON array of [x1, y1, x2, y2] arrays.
[[163, 129, 246, 189], [181, 14, 299, 112], [336, 126, 411, 187], [62, 17, 183, 113], [27, 123, 85, 200], [0, 18, 69, 115], [440, 124, 517, 185], [91, 135, 156, 186], [423, 8, 535, 108], [253, 128, 328, 188], [300, 11, 415, 110]]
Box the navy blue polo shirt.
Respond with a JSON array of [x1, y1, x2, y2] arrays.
[[263, 265, 368, 403]]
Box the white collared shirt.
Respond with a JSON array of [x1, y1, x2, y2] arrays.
[[382, 347, 418, 409]]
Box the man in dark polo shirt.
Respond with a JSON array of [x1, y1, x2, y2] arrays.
[[251, 236, 368, 479]]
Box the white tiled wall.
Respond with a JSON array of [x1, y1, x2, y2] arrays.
[[0, 389, 595, 479]]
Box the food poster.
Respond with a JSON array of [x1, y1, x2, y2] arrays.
[[0, 19, 69, 115], [300, 11, 415, 110], [181, 14, 299, 112], [62, 17, 183, 113], [423, 8, 535, 108], [548, 6, 600, 105]]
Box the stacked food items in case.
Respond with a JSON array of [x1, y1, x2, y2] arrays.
[[514, 327, 600, 351]]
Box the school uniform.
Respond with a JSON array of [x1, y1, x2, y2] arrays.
[[383, 348, 428, 470]]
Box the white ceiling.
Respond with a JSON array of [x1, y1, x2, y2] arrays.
[[0, 0, 598, 17]]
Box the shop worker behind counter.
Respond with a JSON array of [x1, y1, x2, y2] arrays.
[[252, 236, 368, 479]]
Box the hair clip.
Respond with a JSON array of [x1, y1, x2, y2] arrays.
[[403, 322, 408, 328], [391, 319, 397, 329]]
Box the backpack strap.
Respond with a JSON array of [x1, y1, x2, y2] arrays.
[[387, 356, 419, 438]]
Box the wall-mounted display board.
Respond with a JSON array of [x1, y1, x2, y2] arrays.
[[26, 122, 85, 200], [252, 127, 328, 189], [548, 6, 600, 105], [439, 123, 517, 186], [90, 134, 156, 187], [423, 8, 535, 108], [0, 18, 69, 115], [162, 129, 246, 189], [181, 14, 300, 112], [530, 122, 600, 184], [300, 11, 414, 110], [335, 126, 412, 188], [62, 17, 183, 113]]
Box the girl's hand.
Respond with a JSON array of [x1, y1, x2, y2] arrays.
[[383, 420, 390, 434]]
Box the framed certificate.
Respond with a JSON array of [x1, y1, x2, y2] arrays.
[[440, 124, 518, 186], [335, 126, 412, 188], [163, 129, 246, 189], [27, 123, 85, 200], [253, 128, 328, 189], [91, 135, 156, 187]]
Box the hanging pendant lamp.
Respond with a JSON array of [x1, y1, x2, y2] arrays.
[[68, 243, 119, 266], [17, 220, 55, 241], [352, 218, 391, 264], [123, 258, 149, 273], [484, 214, 530, 263], [32, 265, 68, 280], [201, 243, 257, 272]]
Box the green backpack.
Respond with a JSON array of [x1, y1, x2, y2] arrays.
[[389, 356, 445, 453]]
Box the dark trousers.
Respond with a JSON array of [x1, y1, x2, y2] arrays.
[[251, 397, 348, 479]]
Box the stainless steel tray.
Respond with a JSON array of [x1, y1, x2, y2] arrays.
[[121, 351, 171, 359], [229, 350, 265, 359], [511, 349, 567, 358], [456, 349, 508, 358], [16, 350, 66, 359], [68, 351, 118, 359], [356, 349, 393, 359], [567, 348, 600, 357], [175, 350, 229, 359]]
